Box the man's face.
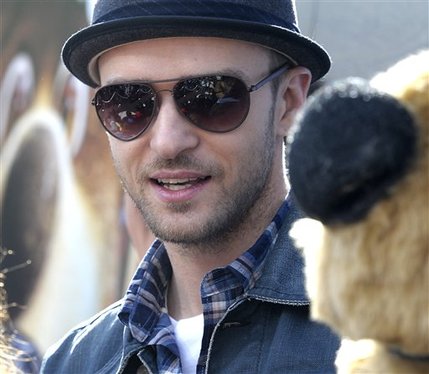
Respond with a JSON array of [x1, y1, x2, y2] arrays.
[[98, 37, 288, 249]]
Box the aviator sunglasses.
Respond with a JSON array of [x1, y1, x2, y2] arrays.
[[92, 63, 289, 141]]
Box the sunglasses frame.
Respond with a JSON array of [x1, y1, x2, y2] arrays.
[[92, 63, 289, 141]]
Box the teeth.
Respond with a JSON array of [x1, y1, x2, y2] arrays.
[[165, 183, 192, 191], [157, 178, 199, 184], [156, 177, 205, 190]]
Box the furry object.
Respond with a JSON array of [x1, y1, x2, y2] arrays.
[[287, 50, 429, 373]]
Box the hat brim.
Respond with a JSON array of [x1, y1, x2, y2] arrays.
[[62, 16, 331, 87]]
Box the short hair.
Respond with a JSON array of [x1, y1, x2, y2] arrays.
[[269, 51, 288, 96]]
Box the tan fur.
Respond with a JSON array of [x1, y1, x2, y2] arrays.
[[336, 340, 429, 374], [291, 50, 429, 372]]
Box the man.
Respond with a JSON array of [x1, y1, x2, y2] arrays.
[[42, 1, 340, 373]]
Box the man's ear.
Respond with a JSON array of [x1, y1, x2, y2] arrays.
[[276, 67, 312, 137]]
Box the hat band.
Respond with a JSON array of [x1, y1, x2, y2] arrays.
[[95, 2, 300, 33]]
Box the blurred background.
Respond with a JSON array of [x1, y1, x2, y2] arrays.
[[1, 0, 428, 366]]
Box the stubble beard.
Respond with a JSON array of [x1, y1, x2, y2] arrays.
[[121, 110, 277, 254]]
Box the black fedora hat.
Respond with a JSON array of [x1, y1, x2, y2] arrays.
[[62, 0, 331, 88]]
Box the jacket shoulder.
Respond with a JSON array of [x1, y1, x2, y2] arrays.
[[41, 300, 125, 374]]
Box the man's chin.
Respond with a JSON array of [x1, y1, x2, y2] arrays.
[[151, 220, 231, 253]]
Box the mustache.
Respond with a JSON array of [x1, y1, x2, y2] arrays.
[[139, 154, 222, 176]]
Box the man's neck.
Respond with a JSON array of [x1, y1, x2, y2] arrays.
[[164, 190, 286, 320], [165, 251, 223, 320]]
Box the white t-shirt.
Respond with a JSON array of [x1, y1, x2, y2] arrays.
[[169, 314, 204, 374]]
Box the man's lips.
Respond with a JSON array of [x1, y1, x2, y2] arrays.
[[150, 171, 211, 192], [154, 176, 210, 191]]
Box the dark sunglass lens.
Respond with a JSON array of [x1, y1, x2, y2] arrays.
[[173, 76, 250, 132], [94, 84, 156, 140]]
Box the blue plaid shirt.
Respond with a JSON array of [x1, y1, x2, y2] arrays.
[[118, 200, 289, 374]]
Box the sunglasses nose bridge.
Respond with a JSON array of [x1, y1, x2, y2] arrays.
[[150, 88, 193, 131], [153, 88, 175, 110], [152, 87, 178, 113], [146, 88, 174, 123], [156, 88, 174, 95]]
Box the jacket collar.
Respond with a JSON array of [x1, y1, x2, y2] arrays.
[[247, 199, 310, 305]]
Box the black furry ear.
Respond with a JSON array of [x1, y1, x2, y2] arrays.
[[286, 78, 417, 225]]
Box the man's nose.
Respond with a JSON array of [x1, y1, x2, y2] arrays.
[[149, 93, 200, 160]]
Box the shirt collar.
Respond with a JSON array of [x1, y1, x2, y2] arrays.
[[118, 240, 171, 342]]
